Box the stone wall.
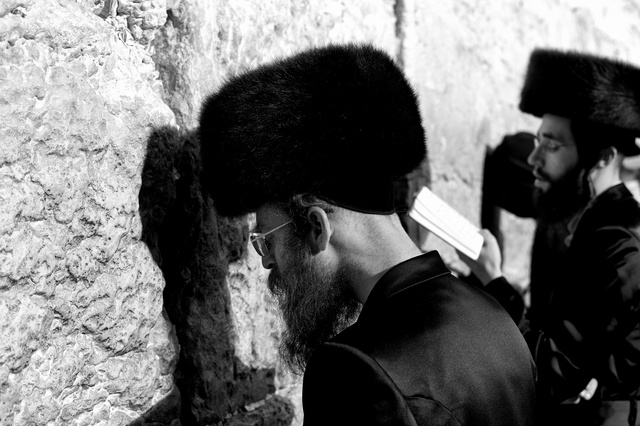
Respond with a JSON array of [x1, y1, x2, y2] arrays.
[[2, 0, 640, 425], [0, 0, 179, 424]]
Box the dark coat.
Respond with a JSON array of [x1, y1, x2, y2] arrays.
[[302, 252, 537, 426], [487, 183, 640, 422]]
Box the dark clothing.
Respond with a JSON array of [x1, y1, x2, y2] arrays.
[[302, 251, 537, 426], [486, 184, 640, 425], [528, 213, 577, 328]]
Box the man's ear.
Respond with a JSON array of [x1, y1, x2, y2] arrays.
[[596, 146, 618, 168], [306, 206, 333, 254]]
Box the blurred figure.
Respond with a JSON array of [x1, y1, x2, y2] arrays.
[[461, 49, 640, 426], [199, 44, 537, 425]]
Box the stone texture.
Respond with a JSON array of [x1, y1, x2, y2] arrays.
[[0, 0, 179, 423], [82, 0, 168, 45], [224, 395, 295, 426]]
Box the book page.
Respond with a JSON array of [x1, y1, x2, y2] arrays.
[[408, 186, 484, 260]]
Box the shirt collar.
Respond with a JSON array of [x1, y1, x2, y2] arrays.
[[565, 182, 631, 246], [359, 251, 451, 320]]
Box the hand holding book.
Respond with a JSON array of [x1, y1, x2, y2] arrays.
[[457, 229, 503, 285]]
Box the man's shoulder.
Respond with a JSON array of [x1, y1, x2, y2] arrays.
[[590, 184, 640, 225], [301, 341, 419, 425], [302, 341, 463, 426], [303, 331, 535, 426], [324, 267, 533, 387], [578, 188, 640, 242]]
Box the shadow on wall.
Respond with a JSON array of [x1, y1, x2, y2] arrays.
[[135, 126, 295, 425]]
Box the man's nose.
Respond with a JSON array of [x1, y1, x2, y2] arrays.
[[527, 145, 542, 167], [262, 253, 276, 270]]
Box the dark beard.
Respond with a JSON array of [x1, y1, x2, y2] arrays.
[[533, 167, 591, 221], [267, 243, 360, 375]]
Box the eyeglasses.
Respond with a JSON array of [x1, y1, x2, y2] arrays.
[[533, 135, 574, 153], [249, 221, 293, 257]]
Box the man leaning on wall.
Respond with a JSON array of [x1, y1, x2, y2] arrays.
[[197, 43, 537, 425], [461, 48, 640, 426]]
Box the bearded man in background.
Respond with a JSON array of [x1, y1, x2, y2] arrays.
[[461, 48, 640, 426]]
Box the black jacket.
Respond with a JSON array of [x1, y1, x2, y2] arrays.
[[302, 251, 537, 425], [487, 184, 640, 413]]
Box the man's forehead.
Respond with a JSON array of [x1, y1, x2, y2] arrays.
[[539, 114, 574, 141]]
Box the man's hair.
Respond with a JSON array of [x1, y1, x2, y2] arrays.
[[571, 118, 635, 171], [277, 194, 335, 240]]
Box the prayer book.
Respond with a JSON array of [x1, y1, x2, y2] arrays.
[[408, 186, 484, 260]]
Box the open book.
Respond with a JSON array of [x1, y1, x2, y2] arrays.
[[408, 186, 484, 260]]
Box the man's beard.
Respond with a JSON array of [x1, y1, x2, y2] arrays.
[[532, 166, 591, 221], [267, 242, 361, 375]]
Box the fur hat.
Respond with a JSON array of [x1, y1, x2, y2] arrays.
[[199, 43, 426, 217], [519, 48, 640, 155]]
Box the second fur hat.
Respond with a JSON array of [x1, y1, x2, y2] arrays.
[[519, 48, 640, 155]]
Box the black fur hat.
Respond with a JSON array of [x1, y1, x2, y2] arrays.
[[199, 43, 426, 217], [519, 48, 640, 155]]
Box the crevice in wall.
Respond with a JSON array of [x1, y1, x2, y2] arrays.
[[393, 0, 406, 68]]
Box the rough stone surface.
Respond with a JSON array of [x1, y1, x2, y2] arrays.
[[81, 0, 168, 46], [225, 395, 295, 426], [0, 0, 179, 424]]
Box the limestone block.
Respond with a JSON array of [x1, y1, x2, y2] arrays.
[[0, 0, 179, 424], [117, 0, 168, 44], [84, 0, 168, 45], [227, 243, 279, 372]]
